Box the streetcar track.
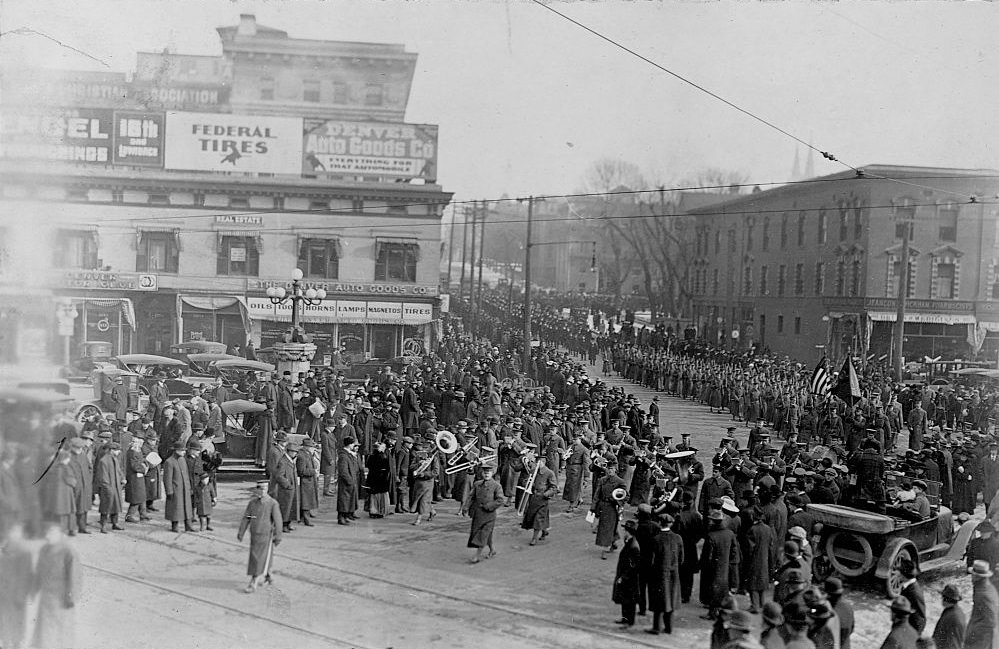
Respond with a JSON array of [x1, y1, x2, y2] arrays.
[[110, 526, 664, 649], [82, 562, 380, 649]]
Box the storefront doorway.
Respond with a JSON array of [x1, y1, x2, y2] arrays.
[[370, 325, 397, 359]]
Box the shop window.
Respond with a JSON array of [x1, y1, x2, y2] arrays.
[[365, 84, 383, 106], [298, 238, 339, 279], [137, 231, 179, 273], [54, 229, 99, 269], [939, 203, 959, 242], [936, 262, 956, 299], [217, 235, 259, 276], [303, 79, 320, 103], [375, 240, 418, 282]]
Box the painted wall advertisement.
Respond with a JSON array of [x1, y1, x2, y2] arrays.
[[164, 112, 303, 173], [0, 108, 115, 163], [302, 119, 437, 181], [0, 108, 166, 166]]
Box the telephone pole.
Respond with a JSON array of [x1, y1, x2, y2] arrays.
[[892, 210, 911, 381], [468, 203, 479, 333], [475, 200, 488, 319], [458, 204, 470, 302], [520, 196, 540, 372], [446, 204, 458, 293]]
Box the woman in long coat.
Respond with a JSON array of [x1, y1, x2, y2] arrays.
[[365, 441, 392, 518], [648, 515, 684, 634], [464, 464, 505, 562], [592, 465, 626, 558], [296, 438, 320, 525]]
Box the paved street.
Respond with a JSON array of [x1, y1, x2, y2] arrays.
[[57, 357, 972, 649]]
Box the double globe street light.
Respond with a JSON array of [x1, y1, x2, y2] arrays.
[[265, 268, 327, 342]]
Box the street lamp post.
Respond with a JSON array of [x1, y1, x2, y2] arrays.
[[264, 268, 326, 375]]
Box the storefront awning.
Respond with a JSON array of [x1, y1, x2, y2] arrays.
[[216, 231, 262, 251], [245, 297, 434, 325], [375, 237, 420, 260], [72, 297, 136, 329], [178, 295, 251, 334], [136, 227, 182, 251], [867, 311, 976, 325]]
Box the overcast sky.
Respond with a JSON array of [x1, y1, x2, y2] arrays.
[[3, 0, 998, 202]]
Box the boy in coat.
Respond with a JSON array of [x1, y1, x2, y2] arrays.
[[612, 519, 642, 627], [237, 481, 282, 593]]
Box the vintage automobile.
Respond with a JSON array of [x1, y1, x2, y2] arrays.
[[217, 397, 303, 473], [210, 358, 275, 398], [810, 494, 978, 597], [64, 340, 115, 379], [111, 354, 193, 400], [185, 352, 242, 377], [169, 340, 229, 359], [75, 367, 143, 422]]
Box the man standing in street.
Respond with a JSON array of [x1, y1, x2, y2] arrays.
[[880, 597, 918, 649], [269, 443, 299, 533], [163, 440, 194, 532], [337, 436, 362, 525], [907, 401, 927, 451], [237, 480, 282, 593], [520, 451, 558, 546], [981, 440, 999, 515], [931, 583, 966, 649], [95, 441, 125, 533], [68, 437, 93, 534], [276, 371, 296, 431], [124, 435, 149, 523]]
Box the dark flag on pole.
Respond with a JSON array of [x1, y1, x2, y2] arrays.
[[810, 358, 832, 398], [832, 357, 862, 405]]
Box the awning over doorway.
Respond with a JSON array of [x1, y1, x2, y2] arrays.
[[72, 297, 136, 329], [178, 295, 251, 333]]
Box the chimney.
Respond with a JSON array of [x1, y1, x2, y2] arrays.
[[238, 14, 257, 36]]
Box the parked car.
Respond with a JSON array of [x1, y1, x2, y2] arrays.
[[64, 340, 115, 380], [169, 340, 229, 359], [185, 352, 242, 377], [111, 354, 193, 400], [75, 367, 143, 422]]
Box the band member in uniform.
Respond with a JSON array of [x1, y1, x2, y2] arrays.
[[562, 431, 588, 513], [410, 439, 439, 525], [464, 463, 505, 563], [520, 451, 558, 546], [237, 480, 282, 593], [593, 463, 627, 560]]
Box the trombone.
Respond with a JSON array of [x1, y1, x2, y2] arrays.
[[445, 447, 498, 475], [447, 437, 479, 466], [516, 456, 543, 516]]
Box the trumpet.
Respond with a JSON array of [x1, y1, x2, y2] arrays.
[[561, 447, 574, 461]]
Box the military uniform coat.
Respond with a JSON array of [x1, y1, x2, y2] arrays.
[[520, 464, 558, 531], [464, 477, 505, 548], [592, 473, 626, 547], [162, 453, 193, 522], [237, 494, 282, 577], [562, 441, 587, 504]]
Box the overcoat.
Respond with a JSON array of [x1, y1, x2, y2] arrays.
[[931, 604, 966, 649], [268, 454, 298, 522], [699, 523, 739, 607], [963, 578, 999, 649], [124, 447, 147, 505], [592, 473, 626, 547], [520, 464, 558, 531], [162, 452, 193, 523], [32, 539, 79, 649], [95, 452, 124, 515], [365, 451, 391, 494], [297, 451, 320, 512], [276, 381, 296, 430], [187, 454, 214, 517], [401, 386, 420, 430], [648, 528, 684, 613], [141, 439, 161, 501], [746, 520, 776, 591], [319, 427, 338, 475], [237, 493, 282, 577], [69, 452, 93, 514], [612, 536, 642, 605], [464, 477, 504, 548], [0, 537, 33, 649], [562, 441, 587, 504], [336, 449, 362, 514], [43, 462, 77, 518]]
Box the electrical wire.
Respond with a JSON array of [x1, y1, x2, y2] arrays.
[[527, 0, 858, 174]]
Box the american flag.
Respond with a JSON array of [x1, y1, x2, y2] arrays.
[[810, 357, 832, 397]]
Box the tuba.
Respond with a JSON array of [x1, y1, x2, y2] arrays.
[[435, 430, 459, 455]]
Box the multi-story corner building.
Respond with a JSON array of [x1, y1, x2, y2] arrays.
[[682, 165, 999, 364], [0, 14, 450, 366]]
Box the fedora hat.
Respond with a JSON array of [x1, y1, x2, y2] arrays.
[[969, 559, 995, 578], [724, 610, 753, 633], [941, 583, 962, 602], [890, 596, 913, 614], [761, 601, 783, 627]]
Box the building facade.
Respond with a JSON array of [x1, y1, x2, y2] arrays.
[[682, 166, 999, 365], [0, 14, 450, 366]]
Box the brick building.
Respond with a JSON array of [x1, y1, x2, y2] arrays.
[[682, 165, 999, 365]]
